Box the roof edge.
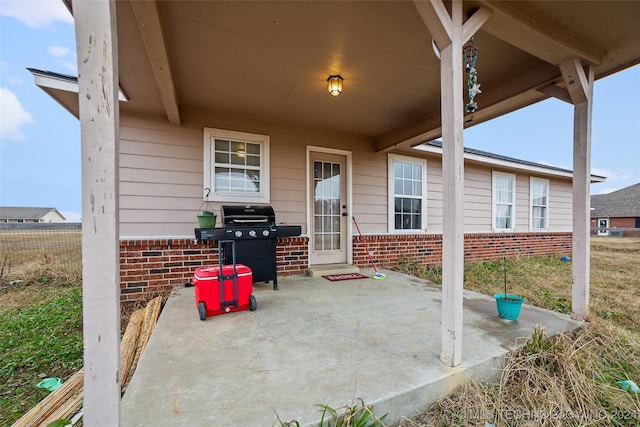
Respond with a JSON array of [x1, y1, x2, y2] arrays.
[[27, 68, 129, 102], [415, 141, 606, 182]]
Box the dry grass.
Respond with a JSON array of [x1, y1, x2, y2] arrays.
[[400, 321, 640, 426], [397, 237, 640, 427], [396, 237, 640, 333], [0, 231, 81, 287], [589, 238, 640, 332]]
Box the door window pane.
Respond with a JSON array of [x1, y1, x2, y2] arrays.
[[314, 160, 341, 251]]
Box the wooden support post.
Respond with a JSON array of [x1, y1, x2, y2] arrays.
[[439, 1, 465, 367], [73, 0, 121, 424], [413, 0, 489, 367], [560, 58, 593, 321]]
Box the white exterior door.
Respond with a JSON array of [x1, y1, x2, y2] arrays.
[[309, 151, 348, 265], [597, 218, 609, 236]]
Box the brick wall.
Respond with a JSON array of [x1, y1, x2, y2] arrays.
[[610, 217, 635, 229], [352, 232, 572, 269], [119, 236, 308, 304], [119, 232, 570, 303]]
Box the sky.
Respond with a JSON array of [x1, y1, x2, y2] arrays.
[[1, 0, 639, 223]]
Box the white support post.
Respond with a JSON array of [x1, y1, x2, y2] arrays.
[[413, 0, 489, 367], [73, 0, 121, 424], [560, 59, 594, 321], [440, 1, 465, 367]]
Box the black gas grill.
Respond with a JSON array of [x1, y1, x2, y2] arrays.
[[195, 205, 301, 290]]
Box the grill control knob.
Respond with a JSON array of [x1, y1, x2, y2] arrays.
[[249, 230, 257, 237], [262, 229, 270, 237], [234, 230, 243, 238]]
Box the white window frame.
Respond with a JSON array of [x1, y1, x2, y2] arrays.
[[530, 177, 549, 231], [203, 127, 270, 203], [492, 171, 516, 232], [387, 154, 427, 233]]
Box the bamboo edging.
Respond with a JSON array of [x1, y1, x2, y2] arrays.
[[10, 369, 84, 427], [11, 296, 163, 427]]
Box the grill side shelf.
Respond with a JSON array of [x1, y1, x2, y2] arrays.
[[195, 228, 234, 241], [275, 225, 302, 238]]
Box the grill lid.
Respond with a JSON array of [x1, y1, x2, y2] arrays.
[[222, 205, 275, 227]]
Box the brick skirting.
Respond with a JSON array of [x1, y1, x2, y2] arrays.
[[119, 236, 308, 303], [119, 232, 571, 303], [351, 232, 572, 270]]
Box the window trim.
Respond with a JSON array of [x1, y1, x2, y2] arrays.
[[387, 154, 427, 233], [529, 177, 549, 231], [492, 171, 516, 232], [203, 127, 270, 203]]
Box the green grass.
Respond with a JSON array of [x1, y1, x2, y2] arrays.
[[395, 238, 640, 333], [0, 283, 83, 425], [1, 237, 638, 426]]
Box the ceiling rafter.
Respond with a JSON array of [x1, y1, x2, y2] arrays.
[[131, 0, 181, 125], [478, 0, 605, 66]]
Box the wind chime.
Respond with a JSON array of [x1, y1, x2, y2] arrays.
[[463, 38, 481, 114]]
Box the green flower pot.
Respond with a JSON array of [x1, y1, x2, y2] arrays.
[[197, 215, 217, 228]]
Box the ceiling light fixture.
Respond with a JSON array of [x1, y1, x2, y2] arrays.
[[327, 75, 343, 96]]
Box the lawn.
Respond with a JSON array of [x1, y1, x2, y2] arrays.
[[1, 235, 638, 426], [396, 237, 640, 427], [1, 229, 83, 425]]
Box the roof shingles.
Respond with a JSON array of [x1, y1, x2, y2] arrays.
[[590, 183, 640, 217]]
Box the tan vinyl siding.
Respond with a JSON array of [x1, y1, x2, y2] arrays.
[[463, 166, 492, 233], [117, 111, 575, 238], [352, 156, 388, 234], [119, 115, 204, 237], [425, 159, 443, 233], [549, 180, 573, 231], [515, 175, 530, 231]]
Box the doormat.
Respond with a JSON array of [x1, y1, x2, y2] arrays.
[[323, 273, 369, 282]]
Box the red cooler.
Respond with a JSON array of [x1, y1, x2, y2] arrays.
[[193, 264, 255, 320]]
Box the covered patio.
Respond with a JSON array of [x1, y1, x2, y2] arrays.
[[121, 270, 582, 426], [54, 0, 640, 424]]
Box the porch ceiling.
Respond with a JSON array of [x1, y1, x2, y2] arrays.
[[72, 1, 640, 149]]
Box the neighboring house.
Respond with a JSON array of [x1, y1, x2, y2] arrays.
[[590, 183, 640, 237], [0, 206, 65, 223]]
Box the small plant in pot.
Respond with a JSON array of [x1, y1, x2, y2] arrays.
[[493, 256, 524, 320], [197, 187, 217, 228]]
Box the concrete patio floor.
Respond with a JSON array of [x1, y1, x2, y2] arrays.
[[121, 269, 583, 426]]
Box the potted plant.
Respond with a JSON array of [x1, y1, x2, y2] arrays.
[[197, 188, 217, 228], [493, 257, 524, 320]]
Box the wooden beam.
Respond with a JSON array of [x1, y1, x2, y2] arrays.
[[479, 0, 605, 65], [538, 83, 572, 104], [571, 64, 594, 321], [439, 0, 464, 368], [413, 0, 453, 49], [131, 0, 181, 125], [462, 7, 491, 44], [375, 60, 560, 151], [559, 57, 590, 105], [72, 0, 121, 424]]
